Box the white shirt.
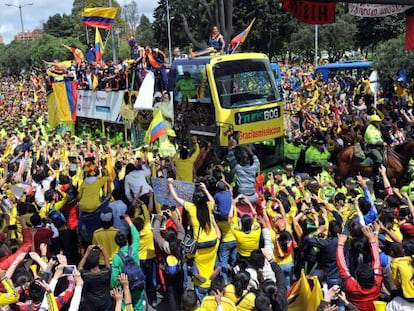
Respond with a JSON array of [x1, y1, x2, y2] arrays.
[[124, 166, 152, 202]]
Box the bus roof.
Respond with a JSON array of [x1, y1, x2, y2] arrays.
[[316, 60, 372, 70], [170, 52, 270, 69]]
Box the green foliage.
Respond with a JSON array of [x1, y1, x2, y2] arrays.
[[136, 15, 155, 47], [373, 34, 414, 82], [355, 15, 405, 51], [43, 14, 75, 38], [30, 34, 85, 68], [0, 41, 33, 75]]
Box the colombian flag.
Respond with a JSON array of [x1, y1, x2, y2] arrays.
[[47, 81, 78, 128], [95, 27, 104, 62], [81, 7, 117, 30], [144, 109, 167, 143], [228, 19, 255, 54]]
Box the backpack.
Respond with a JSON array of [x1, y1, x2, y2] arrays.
[[117, 246, 145, 291]]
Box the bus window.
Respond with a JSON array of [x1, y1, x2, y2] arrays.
[[213, 59, 281, 108], [315, 61, 372, 82]]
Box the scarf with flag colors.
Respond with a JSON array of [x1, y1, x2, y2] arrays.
[[81, 7, 117, 30], [144, 109, 167, 144]]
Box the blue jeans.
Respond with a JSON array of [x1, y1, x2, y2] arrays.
[[279, 261, 294, 288], [140, 258, 157, 304], [194, 286, 209, 303], [217, 240, 237, 282]]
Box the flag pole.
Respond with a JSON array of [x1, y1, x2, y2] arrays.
[[85, 26, 89, 44], [109, 0, 117, 64]]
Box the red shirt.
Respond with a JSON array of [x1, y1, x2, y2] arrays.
[[337, 241, 383, 311], [33, 227, 53, 255], [0, 228, 32, 270]]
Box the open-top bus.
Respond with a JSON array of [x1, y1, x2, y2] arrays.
[[168, 53, 284, 168]]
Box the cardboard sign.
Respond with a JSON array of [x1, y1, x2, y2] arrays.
[[151, 178, 195, 206]]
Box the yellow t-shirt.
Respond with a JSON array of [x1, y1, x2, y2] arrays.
[[224, 284, 255, 311], [230, 222, 261, 258], [138, 205, 155, 260], [201, 295, 237, 311], [391, 256, 414, 298], [185, 201, 217, 243], [173, 143, 200, 182], [78, 176, 110, 213], [92, 227, 119, 265], [385, 221, 403, 243]]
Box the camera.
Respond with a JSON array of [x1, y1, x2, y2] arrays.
[[63, 265, 77, 276]]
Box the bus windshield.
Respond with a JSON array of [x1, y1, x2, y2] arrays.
[[213, 59, 281, 108]]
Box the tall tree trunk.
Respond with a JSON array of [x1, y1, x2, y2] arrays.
[[180, 13, 207, 49]]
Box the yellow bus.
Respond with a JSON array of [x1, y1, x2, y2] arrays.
[[168, 52, 284, 167]]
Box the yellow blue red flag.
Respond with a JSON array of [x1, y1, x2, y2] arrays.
[[228, 19, 255, 54], [144, 109, 167, 144], [47, 81, 78, 128], [81, 7, 117, 29], [95, 27, 104, 62]]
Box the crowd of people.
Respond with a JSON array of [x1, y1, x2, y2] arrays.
[[1, 44, 414, 311]]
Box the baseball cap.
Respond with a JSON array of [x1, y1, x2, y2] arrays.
[[165, 255, 180, 274], [285, 164, 294, 171]]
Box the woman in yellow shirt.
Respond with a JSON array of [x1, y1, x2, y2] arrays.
[[224, 270, 255, 311], [168, 178, 220, 302], [228, 195, 261, 268]]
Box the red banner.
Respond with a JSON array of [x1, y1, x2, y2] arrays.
[[282, 0, 336, 25]]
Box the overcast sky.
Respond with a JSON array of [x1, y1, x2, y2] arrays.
[[0, 0, 158, 44]]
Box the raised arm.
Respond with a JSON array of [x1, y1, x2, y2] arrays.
[[167, 178, 185, 207], [361, 226, 381, 273], [200, 182, 214, 204], [336, 233, 351, 279]]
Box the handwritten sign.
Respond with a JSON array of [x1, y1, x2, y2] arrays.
[[282, 0, 336, 25], [151, 178, 195, 206]]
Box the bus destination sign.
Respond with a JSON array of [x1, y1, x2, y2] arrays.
[[235, 106, 281, 125]]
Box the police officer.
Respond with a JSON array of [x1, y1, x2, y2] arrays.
[[364, 115, 384, 176], [305, 139, 331, 176], [284, 137, 304, 169]]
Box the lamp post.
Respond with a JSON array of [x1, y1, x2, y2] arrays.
[[5, 3, 33, 40], [109, 0, 117, 64], [166, 0, 172, 64]]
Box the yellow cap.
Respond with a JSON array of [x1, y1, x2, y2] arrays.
[[166, 129, 176, 137], [369, 115, 381, 122]]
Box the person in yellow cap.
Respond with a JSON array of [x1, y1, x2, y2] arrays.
[[159, 129, 178, 158], [363, 115, 384, 176]]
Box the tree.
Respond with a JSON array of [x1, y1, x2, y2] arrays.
[[374, 34, 414, 82], [122, 0, 140, 35], [154, 0, 233, 49], [0, 41, 33, 75], [30, 34, 85, 69], [136, 15, 155, 47], [43, 14, 75, 38], [355, 14, 405, 54]]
